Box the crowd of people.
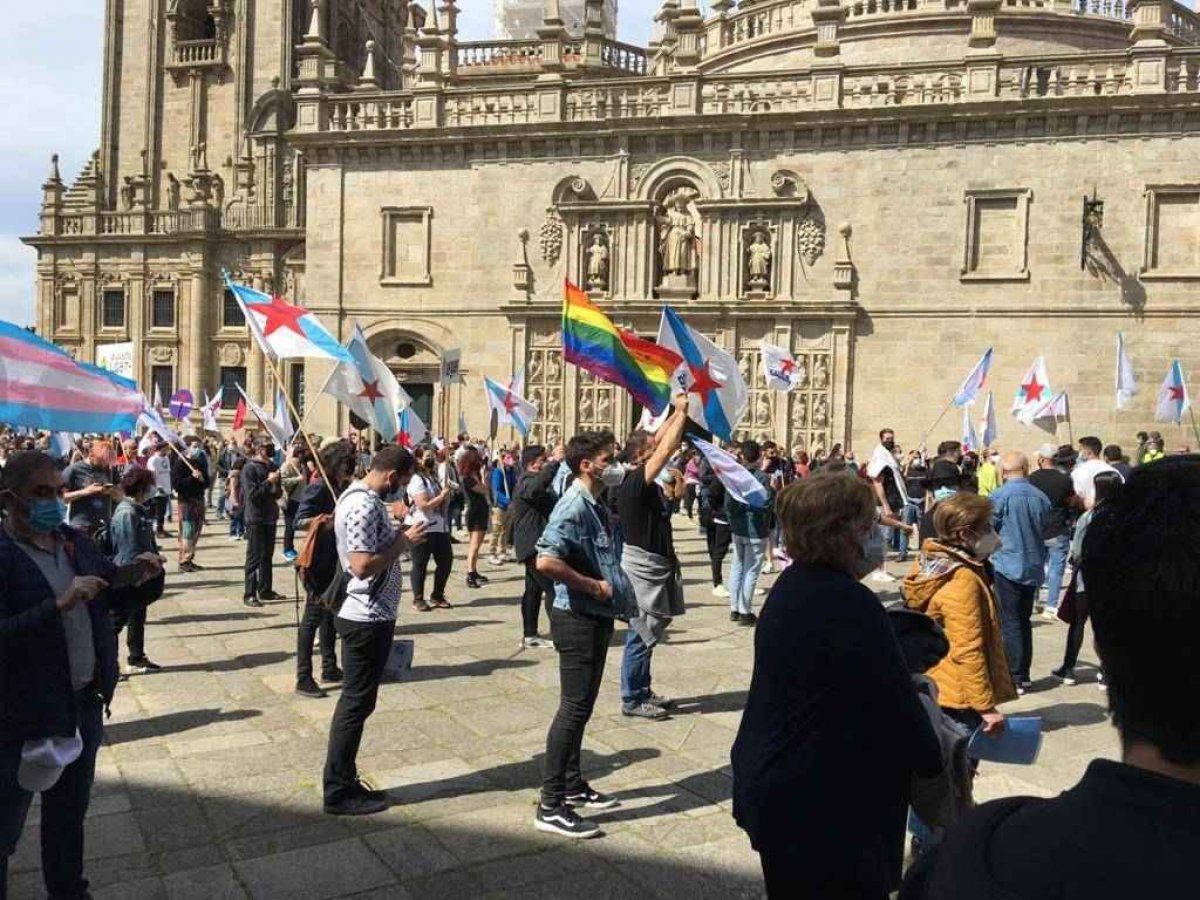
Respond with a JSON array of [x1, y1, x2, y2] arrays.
[[0, 417, 1195, 899]]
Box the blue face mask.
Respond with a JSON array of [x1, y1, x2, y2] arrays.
[[27, 498, 67, 533]]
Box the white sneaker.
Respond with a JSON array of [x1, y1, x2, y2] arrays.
[[869, 571, 898, 584], [1043, 607, 1060, 619], [522, 636, 555, 650], [711, 584, 730, 598], [754, 587, 766, 596]]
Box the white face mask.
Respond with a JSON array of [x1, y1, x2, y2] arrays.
[[600, 463, 627, 488], [973, 529, 1002, 559]]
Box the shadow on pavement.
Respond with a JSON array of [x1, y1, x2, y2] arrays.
[[104, 708, 262, 745], [405, 658, 538, 683], [1018, 701, 1110, 732]]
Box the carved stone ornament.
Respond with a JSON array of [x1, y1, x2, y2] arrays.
[[148, 345, 175, 364], [219, 343, 244, 366], [770, 169, 807, 199], [796, 215, 826, 267], [630, 163, 654, 190], [539, 210, 564, 265], [710, 161, 732, 193]]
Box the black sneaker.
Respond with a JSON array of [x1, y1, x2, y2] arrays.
[[1051, 666, 1078, 686], [352, 779, 388, 803], [622, 701, 668, 720], [243, 597, 264, 608], [737, 613, 758, 626], [295, 678, 327, 699], [534, 803, 601, 839], [729, 611, 739, 622], [565, 786, 620, 810], [324, 793, 388, 816], [321, 667, 344, 683], [126, 657, 162, 674], [259, 590, 287, 602]]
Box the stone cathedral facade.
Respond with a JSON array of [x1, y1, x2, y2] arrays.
[[24, 0, 1200, 452]]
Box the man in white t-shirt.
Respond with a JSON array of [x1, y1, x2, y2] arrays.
[[1071, 436, 1123, 509], [323, 446, 426, 817], [406, 453, 455, 610], [146, 444, 174, 536]]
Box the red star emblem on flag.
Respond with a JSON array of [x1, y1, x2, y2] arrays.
[[502, 392, 519, 414], [1169, 385, 1185, 402], [357, 379, 384, 402], [687, 359, 721, 404], [253, 295, 308, 338], [1021, 375, 1045, 403], [778, 358, 796, 376]]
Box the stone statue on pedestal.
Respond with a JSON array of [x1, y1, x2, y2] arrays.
[[747, 231, 772, 290], [586, 233, 609, 291], [656, 187, 700, 296]]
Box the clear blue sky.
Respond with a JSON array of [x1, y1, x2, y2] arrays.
[[0, 1, 671, 326]]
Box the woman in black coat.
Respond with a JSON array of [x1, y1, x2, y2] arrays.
[[732, 471, 942, 899]]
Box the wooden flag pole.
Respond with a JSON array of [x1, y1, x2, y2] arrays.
[[261, 354, 336, 498], [1065, 398, 1075, 447], [1189, 406, 1200, 447], [920, 398, 956, 451], [291, 364, 339, 439]]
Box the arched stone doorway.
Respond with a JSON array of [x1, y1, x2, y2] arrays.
[[366, 330, 442, 431]]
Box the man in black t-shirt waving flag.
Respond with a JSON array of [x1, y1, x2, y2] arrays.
[[614, 394, 690, 720]]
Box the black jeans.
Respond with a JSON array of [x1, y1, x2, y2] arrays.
[[410, 531, 452, 603], [1, 691, 103, 900], [683, 483, 697, 517], [297, 594, 338, 682], [757, 841, 889, 900], [282, 499, 299, 554], [994, 572, 1037, 683], [323, 617, 394, 806], [153, 494, 168, 531], [113, 601, 147, 661], [521, 561, 555, 638], [1062, 591, 1091, 672], [243, 521, 277, 599], [706, 521, 732, 586], [541, 607, 614, 808]]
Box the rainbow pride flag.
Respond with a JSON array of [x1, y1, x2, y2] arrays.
[[562, 281, 682, 415]]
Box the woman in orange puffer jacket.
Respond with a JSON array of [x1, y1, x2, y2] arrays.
[[902, 491, 1017, 735]]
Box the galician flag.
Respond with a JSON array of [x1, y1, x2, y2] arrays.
[[980, 390, 998, 449], [201, 391, 223, 433], [952, 347, 993, 407], [962, 406, 979, 453], [760, 341, 802, 392], [1013, 356, 1052, 423], [507, 366, 525, 399], [483, 376, 538, 439], [657, 306, 748, 441], [397, 407, 427, 448], [236, 385, 292, 448], [1031, 391, 1070, 435], [324, 324, 411, 441], [224, 275, 352, 364], [1155, 360, 1191, 424], [138, 401, 185, 449], [1115, 332, 1138, 410], [692, 437, 769, 509]]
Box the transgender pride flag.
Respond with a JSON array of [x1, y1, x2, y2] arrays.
[[0, 320, 143, 433]]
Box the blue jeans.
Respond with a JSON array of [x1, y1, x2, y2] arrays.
[[1, 691, 104, 899], [729, 536, 766, 615], [899, 500, 923, 559], [1042, 534, 1070, 611], [994, 571, 1037, 683], [620, 627, 653, 707]]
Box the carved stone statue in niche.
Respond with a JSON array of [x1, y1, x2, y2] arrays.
[[586, 233, 609, 292], [747, 231, 772, 291], [656, 186, 700, 296], [754, 393, 771, 427], [812, 395, 829, 429], [813, 356, 829, 390]]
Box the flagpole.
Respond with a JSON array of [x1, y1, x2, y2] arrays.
[[291, 364, 339, 439], [1189, 407, 1200, 447], [920, 398, 956, 450], [261, 353, 335, 497]]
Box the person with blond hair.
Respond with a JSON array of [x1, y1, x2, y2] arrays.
[[732, 471, 941, 899], [904, 490, 1015, 730]]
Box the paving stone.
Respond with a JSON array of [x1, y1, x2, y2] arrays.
[[233, 838, 394, 900]]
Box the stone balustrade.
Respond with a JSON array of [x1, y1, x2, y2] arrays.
[[42, 206, 292, 238], [455, 41, 544, 71], [600, 40, 650, 75], [168, 38, 225, 70]]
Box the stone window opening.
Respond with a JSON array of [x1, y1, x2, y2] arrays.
[[151, 288, 176, 329], [222, 287, 246, 328], [101, 288, 126, 329], [174, 1, 218, 41]]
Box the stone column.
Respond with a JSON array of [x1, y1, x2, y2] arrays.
[[189, 266, 210, 401]]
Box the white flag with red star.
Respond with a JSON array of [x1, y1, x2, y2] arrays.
[[760, 341, 803, 392], [1012, 356, 1052, 424], [325, 324, 411, 441]]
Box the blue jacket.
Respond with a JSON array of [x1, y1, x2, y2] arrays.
[[989, 478, 1051, 586], [536, 482, 636, 620], [490, 465, 516, 511], [110, 498, 159, 566], [725, 469, 775, 539], [0, 525, 119, 741]]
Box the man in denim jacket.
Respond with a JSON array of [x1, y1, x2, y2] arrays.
[[534, 430, 635, 839]]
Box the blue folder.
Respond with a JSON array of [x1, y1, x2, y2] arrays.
[[967, 716, 1043, 765]]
